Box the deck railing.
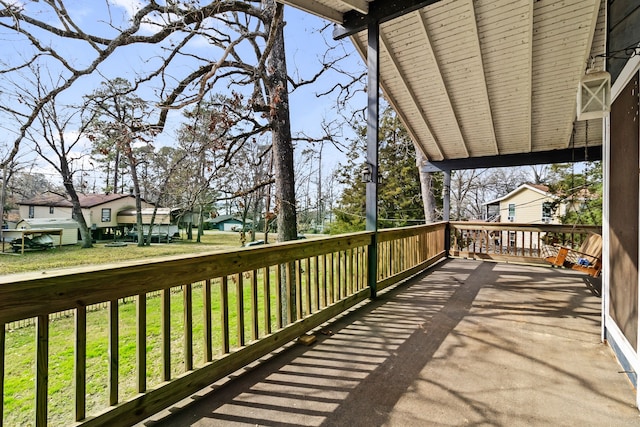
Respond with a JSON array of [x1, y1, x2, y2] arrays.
[[0, 223, 446, 426], [449, 222, 602, 264]]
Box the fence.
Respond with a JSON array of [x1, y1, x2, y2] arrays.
[[449, 222, 602, 264], [0, 223, 446, 426]]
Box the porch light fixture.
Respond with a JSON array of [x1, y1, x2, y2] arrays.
[[577, 68, 611, 120], [361, 163, 383, 184], [361, 163, 373, 183]]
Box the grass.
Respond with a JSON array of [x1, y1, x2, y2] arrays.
[[2, 230, 284, 425], [4, 275, 280, 426], [0, 230, 249, 275]]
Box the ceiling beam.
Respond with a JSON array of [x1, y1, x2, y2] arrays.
[[338, 0, 369, 14], [333, 0, 443, 39], [422, 145, 602, 172]]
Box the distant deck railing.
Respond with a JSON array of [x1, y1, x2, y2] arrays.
[[449, 222, 602, 264], [0, 223, 446, 426]]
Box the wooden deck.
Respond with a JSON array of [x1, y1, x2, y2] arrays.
[[141, 259, 639, 426]]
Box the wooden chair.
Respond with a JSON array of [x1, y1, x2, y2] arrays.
[[544, 233, 602, 277]]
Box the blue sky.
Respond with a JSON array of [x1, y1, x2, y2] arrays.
[[0, 1, 366, 186]]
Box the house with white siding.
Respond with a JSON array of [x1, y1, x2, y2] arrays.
[[484, 184, 564, 225], [18, 192, 155, 238]]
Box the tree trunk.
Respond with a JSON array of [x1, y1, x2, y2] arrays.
[[264, 0, 297, 324], [267, 8, 297, 243], [64, 181, 93, 248], [125, 149, 145, 247], [54, 153, 93, 248], [416, 149, 437, 222]]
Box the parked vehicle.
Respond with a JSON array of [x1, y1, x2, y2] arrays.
[[11, 235, 54, 252]]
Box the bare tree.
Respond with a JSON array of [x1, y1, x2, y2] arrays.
[[0, 0, 354, 322], [0, 0, 337, 245], [25, 96, 96, 247]]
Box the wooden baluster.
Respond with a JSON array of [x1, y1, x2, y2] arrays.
[[314, 256, 320, 311], [336, 251, 342, 300], [287, 261, 296, 323], [183, 285, 193, 371], [221, 277, 230, 354], [322, 254, 329, 306], [274, 267, 282, 329], [295, 260, 303, 319], [328, 252, 335, 304], [137, 294, 146, 393], [263, 267, 272, 335], [251, 271, 259, 341], [203, 279, 212, 363], [35, 314, 48, 427], [161, 288, 171, 381], [75, 306, 87, 421], [236, 274, 245, 346], [108, 300, 119, 406], [305, 258, 312, 315], [348, 249, 354, 295]]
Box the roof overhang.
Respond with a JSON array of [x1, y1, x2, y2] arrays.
[[280, 0, 607, 168]]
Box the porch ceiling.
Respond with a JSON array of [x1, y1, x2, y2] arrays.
[[281, 0, 606, 164]]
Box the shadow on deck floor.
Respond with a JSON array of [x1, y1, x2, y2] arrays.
[[140, 259, 639, 426]]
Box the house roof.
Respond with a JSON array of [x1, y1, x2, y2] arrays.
[[19, 193, 140, 208], [281, 0, 605, 165], [485, 183, 553, 205], [16, 218, 79, 228]]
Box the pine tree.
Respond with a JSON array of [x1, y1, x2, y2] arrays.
[[331, 107, 442, 232]]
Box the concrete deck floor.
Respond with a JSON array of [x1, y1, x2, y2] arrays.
[[141, 259, 640, 426]]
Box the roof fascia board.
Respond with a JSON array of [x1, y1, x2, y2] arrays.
[[333, 0, 443, 39], [422, 145, 602, 172], [485, 184, 552, 205], [279, 0, 344, 22]]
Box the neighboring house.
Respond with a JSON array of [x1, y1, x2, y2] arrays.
[[483, 184, 567, 252], [18, 192, 155, 239], [484, 184, 564, 225], [204, 215, 253, 232]]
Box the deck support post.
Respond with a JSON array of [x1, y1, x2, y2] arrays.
[[443, 171, 451, 256], [366, 11, 380, 299]]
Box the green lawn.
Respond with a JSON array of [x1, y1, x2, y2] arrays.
[[2, 230, 283, 425], [0, 230, 250, 275], [4, 280, 280, 426]]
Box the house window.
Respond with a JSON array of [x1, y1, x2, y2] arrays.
[[507, 204, 515, 222], [101, 208, 111, 222], [49, 206, 55, 214], [542, 202, 553, 222], [28, 206, 34, 219]]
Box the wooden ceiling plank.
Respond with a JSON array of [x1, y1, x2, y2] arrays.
[[526, 0, 533, 153], [465, 0, 499, 155], [351, 33, 438, 160], [379, 28, 445, 159], [415, 8, 470, 157]]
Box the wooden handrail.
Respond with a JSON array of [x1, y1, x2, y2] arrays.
[[1, 225, 446, 426], [448, 222, 602, 265]]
